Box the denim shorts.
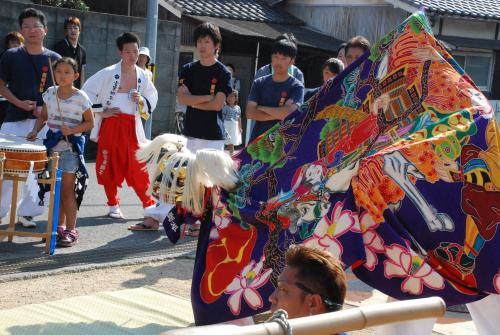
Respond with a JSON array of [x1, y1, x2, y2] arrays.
[[48, 149, 79, 173]]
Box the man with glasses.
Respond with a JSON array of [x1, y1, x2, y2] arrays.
[[0, 8, 60, 227], [53, 17, 86, 88], [269, 244, 347, 333]]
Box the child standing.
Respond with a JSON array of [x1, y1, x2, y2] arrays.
[[222, 89, 242, 154], [27, 57, 94, 247]]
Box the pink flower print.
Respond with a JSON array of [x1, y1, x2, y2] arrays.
[[359, 212, 385, 271], [384, 244, 445, 295], [209, 197, 232, 239], [304, 201, 357, 259], [225, 257, 273, 316]]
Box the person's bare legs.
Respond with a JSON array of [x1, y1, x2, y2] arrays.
[[61, 172, 77, 231]]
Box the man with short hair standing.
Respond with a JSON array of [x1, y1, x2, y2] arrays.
[[53, 17, 86, 88], [246, 37, 304, 142], [0, 7, 60, 227], [83, 32, 157, 219]]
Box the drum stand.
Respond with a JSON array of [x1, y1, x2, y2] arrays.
[[0, 152, 60, 254]]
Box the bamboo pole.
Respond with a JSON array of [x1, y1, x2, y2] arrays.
[[47, 57, 69, 143], [161, 297, 445, 335]]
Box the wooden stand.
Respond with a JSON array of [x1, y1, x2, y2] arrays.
[[0, 152, 60, 254]]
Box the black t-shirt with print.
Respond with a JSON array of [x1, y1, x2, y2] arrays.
[[179, 60, 232, 140]]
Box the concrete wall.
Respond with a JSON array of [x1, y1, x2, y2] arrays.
[[284, 3, 408, 44], [0, 0, 181, 136]]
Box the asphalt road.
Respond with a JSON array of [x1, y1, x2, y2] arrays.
[[0, 162, 196, 278]]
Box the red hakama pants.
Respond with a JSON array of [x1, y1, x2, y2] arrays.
[[96, 114, 154, 208]]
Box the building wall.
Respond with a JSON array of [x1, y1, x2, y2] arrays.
[[0, 0, 181, 135], [284, 3, 407, 44]]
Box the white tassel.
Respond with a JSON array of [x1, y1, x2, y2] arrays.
[[136, 133, 187, 164], [25, 161, 39, 202], [183, 157, 205, 216], [194, 149, 239, 191]]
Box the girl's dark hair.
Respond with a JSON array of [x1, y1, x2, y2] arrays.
[[337, 42, 346, 52], [229, 89, 239, 103], [272, 38, 297, 59], [19, 7, 47, 28], [193, 22, 222, 49], [54, 57, 79, 73], [323, 58, 344, 75], [116, 32, 140, 51], [4, 31, 24, 49]]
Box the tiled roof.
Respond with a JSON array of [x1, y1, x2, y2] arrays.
[[188, 15, 343, 52], [169, 0, 303, 25], [395, 0, 500, 21]]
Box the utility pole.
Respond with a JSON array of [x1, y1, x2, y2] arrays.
[[145, 0, 158, 139]]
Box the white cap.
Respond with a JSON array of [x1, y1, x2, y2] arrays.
[[139, 47, 150, 60]]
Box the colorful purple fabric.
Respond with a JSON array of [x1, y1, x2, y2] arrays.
[[167, 12, 500, 325]]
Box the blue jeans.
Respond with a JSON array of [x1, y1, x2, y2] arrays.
[[48, 149, 79, 173]]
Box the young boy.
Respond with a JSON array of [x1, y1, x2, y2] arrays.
[[82, 32, 157, 219], [177, 22, 232, 153], [246, 37, 304, 141]]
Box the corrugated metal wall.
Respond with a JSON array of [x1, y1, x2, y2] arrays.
[[284, 4, 408, 45]]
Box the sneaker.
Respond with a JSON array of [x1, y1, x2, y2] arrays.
[[58, 229, 79, 247], [18, 216, 36, 228], [108, 205, 124, 219]]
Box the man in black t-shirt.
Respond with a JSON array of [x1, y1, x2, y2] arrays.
[[177, 22, 232, 153], [53, 16, 86, 88]]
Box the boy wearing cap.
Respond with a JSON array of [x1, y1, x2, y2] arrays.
[[137, 47, 153, 81]]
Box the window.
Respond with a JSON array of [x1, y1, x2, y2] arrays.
[[453, 52, 494, 92]]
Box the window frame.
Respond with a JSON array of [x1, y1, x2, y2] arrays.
[[452, 50, 495, 92]]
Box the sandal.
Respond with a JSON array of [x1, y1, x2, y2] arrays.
[[128, 219, 159, 231], [58, 229, 79, 247], [185, 223, 201, 237]]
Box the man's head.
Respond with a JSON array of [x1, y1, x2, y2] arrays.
[[18, 8, 48, 45], [345, 36, 371, 65], [4, 31, 24, 49], [337, 43, 347, 66], [269, 245, 347, 319], [271, 36, 297, 76], [193, 22, 222, 59], [64, 17, 81, 42], [116, 32, 140, 66], [322, 57, 344, 82]]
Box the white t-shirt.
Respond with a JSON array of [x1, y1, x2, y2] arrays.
[[42, 86, 92, 136]]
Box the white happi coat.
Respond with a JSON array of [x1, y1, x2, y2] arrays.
[[82, 61, 158, 143]]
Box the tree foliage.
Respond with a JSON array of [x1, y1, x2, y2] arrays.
[[37, 0, 90, 11]]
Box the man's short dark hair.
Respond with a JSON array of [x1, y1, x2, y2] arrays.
[[18, 8, 47, 28], [285, 245, 347, 309], [116, 32, 140, 51], [323, 58, 344, 75], [275, 33, 297, 46], [272, 38, 297, 59], [345, 35, 371, 55], [226, 63, 235, 72], [193, 22, 222, 48]]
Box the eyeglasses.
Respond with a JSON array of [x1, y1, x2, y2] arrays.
[[67, 26, 80, 31], [22, 24, 45, 30], [294, 282, 343, 311]]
